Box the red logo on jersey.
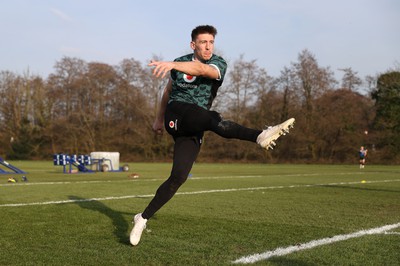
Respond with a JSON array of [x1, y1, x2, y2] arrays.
[[183, 74, 196, 83], [169, 121, 175, 128]]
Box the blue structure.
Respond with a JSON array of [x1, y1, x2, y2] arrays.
[[53, 154, 94, 174], [0, 157, 27, 174]]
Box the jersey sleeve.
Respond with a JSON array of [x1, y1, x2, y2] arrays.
[[209, 56, 227, 81], [170, 69, 177, 81]]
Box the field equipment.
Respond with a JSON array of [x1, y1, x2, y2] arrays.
[[53, 153, 129, 174], [53, 154, 94, 174], [0, 157, 27, 174], [7, 177, 17, 183]]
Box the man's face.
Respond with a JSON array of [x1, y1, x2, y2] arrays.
[[191, 33, 214, 62]]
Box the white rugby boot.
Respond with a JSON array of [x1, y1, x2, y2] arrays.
[[130, 213, 147, 246], [257, 118, 295, 150]]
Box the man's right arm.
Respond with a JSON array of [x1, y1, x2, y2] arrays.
[[149, 60, 220, 80], [152, 79, 172, 134]]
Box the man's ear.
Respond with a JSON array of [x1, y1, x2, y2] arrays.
[[190, 41, 196, 50]]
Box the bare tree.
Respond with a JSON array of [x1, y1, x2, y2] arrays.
[[291, 49, 337, 124], [274, 66, 299, 121], [339, 67, 362, 91], [222, 54, 271, 123], [47, 57, 87, 118], [0, 71, 25, 156], [0, 71, 49, 158], [285, 49, 337, 160], [314, 89, 374, 162]]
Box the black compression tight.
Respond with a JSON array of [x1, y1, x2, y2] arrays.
[[141, 102, 262, 220], [142, 136, 200, 219]]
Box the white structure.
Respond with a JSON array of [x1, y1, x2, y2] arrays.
[[90, 152, 120, 172]]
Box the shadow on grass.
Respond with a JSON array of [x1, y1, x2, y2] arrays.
[[68, 196, 132, 245]]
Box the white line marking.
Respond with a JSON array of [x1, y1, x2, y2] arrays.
[[384, 231, 400, 235], [232, 222, 400, 264], [0, 172, 367, 187], [1, 179, 399, 208], [0, 180, 141, 187]]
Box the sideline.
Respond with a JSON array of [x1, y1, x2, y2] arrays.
[[1, 179, 399, 207], [0, 172, 379, 187], [0, 172, 374, 187], [232, 222, 400, 264]]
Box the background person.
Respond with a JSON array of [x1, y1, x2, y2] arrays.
[[359, 146, 368, 168]]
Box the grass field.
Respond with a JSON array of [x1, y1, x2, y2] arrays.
[[1, 161, 399, 265]]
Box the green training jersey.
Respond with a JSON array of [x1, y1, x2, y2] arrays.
[[169, 53, 227, 110]]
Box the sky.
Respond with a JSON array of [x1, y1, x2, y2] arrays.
[[1, 0, 399, 83]]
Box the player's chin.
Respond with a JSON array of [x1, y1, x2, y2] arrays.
[[202, 54, 212, 60]]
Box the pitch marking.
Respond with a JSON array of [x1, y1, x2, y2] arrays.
[[0, 179, 399, 207], [0, 172, 367, 187], [232, 222, 400, 264]]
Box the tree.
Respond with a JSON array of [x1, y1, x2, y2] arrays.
[[314, 89, 374, 162], [274, 66, 299, 121], [339, 67, 362, 91], [48, 57, 87, 118], [0, 71, 48, 158], [47, 57, 88, 154], [114, 58, 166, 160], [206, 55, 273, 161], [289, 49, 337, 160], [1, 53, 399, 163], [291, 49, 336, 123], [371, 71, 400, 159], [221, 54, 271, 123]]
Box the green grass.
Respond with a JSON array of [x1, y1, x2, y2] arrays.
[[1, 161, 399, 265]]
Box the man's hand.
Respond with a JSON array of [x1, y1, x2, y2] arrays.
[[152, 119, 164, 135], [148, 60, 174, 79]]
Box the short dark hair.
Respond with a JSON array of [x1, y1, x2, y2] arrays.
[[191, 25, 217, 41]]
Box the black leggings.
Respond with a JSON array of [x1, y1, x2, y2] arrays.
[[142, 102, 261, 219]]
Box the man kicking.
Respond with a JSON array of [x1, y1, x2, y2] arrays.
[[130, 25, 295, 246]]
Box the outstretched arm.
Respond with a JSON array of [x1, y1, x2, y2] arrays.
[[148, 60, 220, 80]]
